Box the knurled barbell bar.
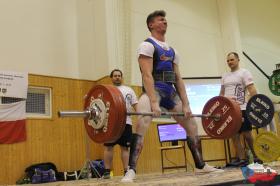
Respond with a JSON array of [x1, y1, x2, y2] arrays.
[[58, 85, 274, 143], [58, 111, 221, 121]]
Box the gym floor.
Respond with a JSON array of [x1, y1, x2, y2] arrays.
[[9, 162, 280, 186]]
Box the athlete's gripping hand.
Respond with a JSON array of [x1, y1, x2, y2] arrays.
[[182, 105, 192, 120], [151, 101, 161, 117]]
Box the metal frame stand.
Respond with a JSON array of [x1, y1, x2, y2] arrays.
[[78, 132, 101, 179]]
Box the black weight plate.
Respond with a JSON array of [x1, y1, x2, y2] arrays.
[[246, 94, 274, 128]]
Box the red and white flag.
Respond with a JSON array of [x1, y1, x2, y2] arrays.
[[0, 100, 26, 144]]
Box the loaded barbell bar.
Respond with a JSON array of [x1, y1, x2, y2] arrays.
[[58, 110, 221, 120], [128, 112, 220, 120], [58, 85, 274, 143], [58, 84, 244, 143]]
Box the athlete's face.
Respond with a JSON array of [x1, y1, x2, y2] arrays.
[[149, 16, 167, 34], [111, 71, 122, 86], [226, 54, 239, 71]]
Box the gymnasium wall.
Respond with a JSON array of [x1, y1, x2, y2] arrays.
[[236, 0, 280, 102], [0, 0, 279, 89], [0, 0, 80, 78], [0, 0, 111, 80], [0, 0, 229, 83]]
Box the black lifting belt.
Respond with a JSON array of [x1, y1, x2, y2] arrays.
[[153, 71, 176, 83]]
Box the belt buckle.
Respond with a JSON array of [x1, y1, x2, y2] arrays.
[[162, 71, 166, 82], [162, 71, 169, 82]]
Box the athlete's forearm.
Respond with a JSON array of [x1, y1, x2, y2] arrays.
[[175, 78, 189, 107], [142, 72, 157, 104]]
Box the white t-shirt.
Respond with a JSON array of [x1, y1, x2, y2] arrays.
[[117, 85, 138, 125], [137, 36, 180, 65], [221, 68, 254, 110]]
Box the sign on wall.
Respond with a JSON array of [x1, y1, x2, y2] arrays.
[[0, 71, 28, 99]]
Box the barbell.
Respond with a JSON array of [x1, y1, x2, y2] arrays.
[[58, 84, 274, 143]]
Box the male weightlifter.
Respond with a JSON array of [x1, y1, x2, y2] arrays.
[[121, 10, 223, 182]]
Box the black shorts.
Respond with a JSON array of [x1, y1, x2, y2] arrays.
[[104, 124, 132, 147], [239, 110, 252, 132]]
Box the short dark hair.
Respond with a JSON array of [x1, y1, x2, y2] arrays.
[[227, 52, 239, 59], [110, 69, 123, 78], [146, 10, 166, 31]]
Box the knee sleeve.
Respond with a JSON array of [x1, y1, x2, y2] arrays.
[[186, 136, 205, 169], [128, 133, 143, 172]]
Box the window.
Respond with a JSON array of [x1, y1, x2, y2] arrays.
[[0, 86, 52, 119], [26, 86, 52, 118]]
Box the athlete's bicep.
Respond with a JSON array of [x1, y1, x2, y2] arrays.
[[173, 63, 182, 80], [138, 55, 153, 75]]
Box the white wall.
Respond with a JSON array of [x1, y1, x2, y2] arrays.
[[76, 0, 110, 80], [0, 0, 80, 78], [0, 0, 112, 80], [130, 0, 226, 85], [1, 0, 278, 93], [236, 0, 280, 102]]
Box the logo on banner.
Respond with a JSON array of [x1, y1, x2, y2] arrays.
[[0, 71, 28, 99], [0, 88, 7, 94]]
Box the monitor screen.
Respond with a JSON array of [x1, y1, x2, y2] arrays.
[[185, 79, 221, 114], [157, 123, 187, 142]]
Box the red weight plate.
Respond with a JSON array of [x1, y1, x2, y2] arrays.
[[107, 85, 127, 142], [202, 96, 242, 139], [84, 84, 126, 143]]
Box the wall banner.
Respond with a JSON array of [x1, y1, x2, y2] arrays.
[[0, 71, 28, 99]]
